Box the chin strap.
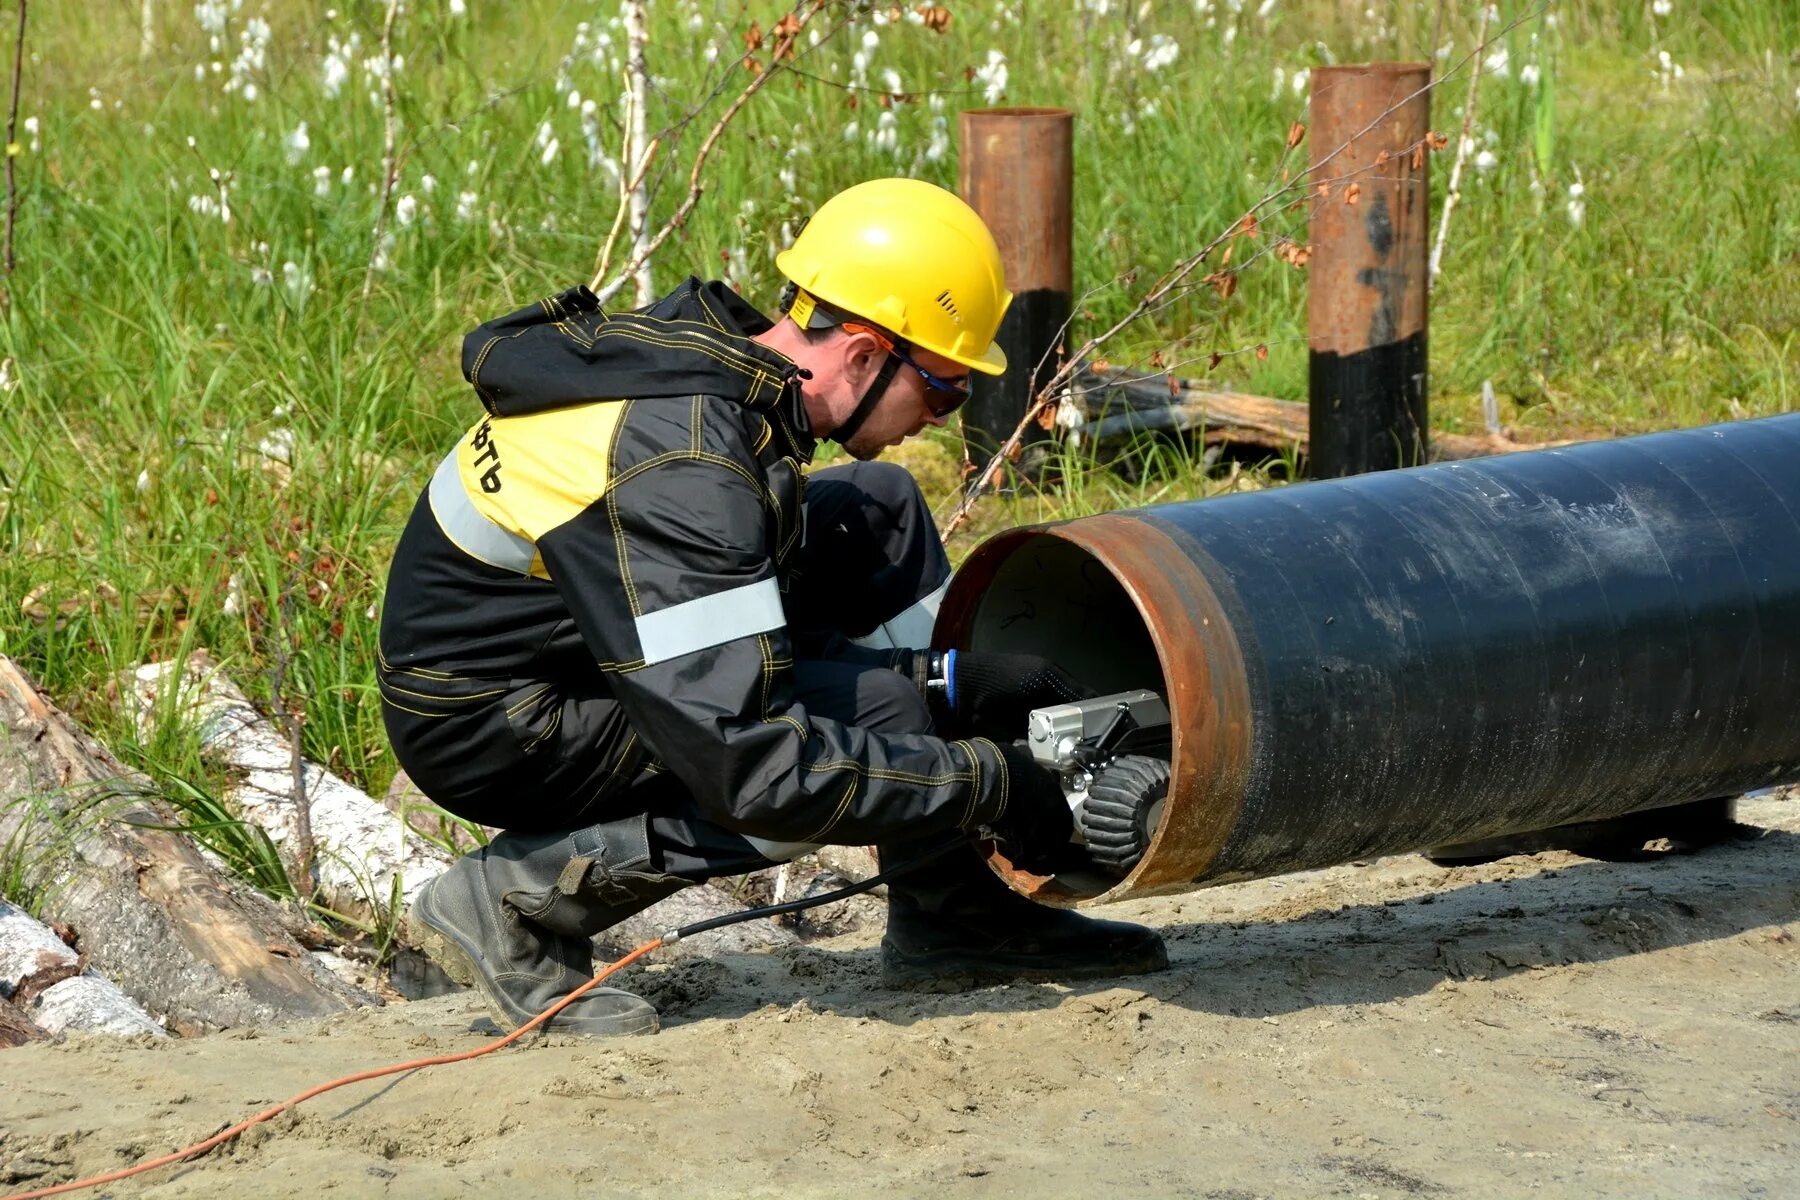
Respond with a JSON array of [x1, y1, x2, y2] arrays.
[[830, 350, 904, 447]]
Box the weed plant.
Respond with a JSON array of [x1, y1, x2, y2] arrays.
[[0, 0, 1794, 825]]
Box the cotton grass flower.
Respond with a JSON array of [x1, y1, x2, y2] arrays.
[[222, 573, 246, 618], [283, 261, 313, 301], [1565, 176, 1585, 227], [974, 49, 1008, 105], [1141, 34, 1179, 72], [394, 194, 418, 228], [284, 122, 310, 166]]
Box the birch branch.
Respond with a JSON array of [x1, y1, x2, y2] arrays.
[[3, 0, 27, 309], [361, 0, 401, 302], [1429, 4, 1493, 288], [589, 0, 828, 307], [622, 0, 654, 306]]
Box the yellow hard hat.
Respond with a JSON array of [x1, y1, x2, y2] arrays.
[[776, 178, 1012, 376]]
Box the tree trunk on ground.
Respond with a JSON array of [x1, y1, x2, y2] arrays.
[[0, 993, 45, 1046], [598, 881, 800, 960], [121, 654, 454, 915], [0, 657, 370, 1034], [0, 898, 164, 1038], [1069, 367, 1567, 462]]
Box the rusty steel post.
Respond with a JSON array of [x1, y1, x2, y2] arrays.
[[958, 107, 1074, 470], [1307, 62, 1432, 477]]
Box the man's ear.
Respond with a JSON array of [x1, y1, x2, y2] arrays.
[[840, 328, 889, 383]]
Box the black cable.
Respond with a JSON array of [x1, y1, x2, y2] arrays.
[[665, 836, 965, 943]]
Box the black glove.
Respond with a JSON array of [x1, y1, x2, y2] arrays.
[[988, 744, 1080, 876], [939, 650, 1093, 738]]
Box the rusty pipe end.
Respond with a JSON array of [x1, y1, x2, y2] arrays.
[[935, 515, 1254, 907]]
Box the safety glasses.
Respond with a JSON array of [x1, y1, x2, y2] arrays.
[[843, 321, 972, 419]]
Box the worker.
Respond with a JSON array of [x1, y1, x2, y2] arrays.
[[380, 178, 1167, 1037]]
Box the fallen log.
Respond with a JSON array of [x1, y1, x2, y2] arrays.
[[0, 657, 369, 1034], [384, 769, 493, 857], [0, 994, 46, 1046], [1065, 367, 1564, 462], [598, 882, 800, 960], [0, 898, 164, 1038], [121, 655, 454, 911]]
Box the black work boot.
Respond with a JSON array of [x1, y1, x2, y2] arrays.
[[411, 816, 690, 1036], [878, 839, 1168, 991]]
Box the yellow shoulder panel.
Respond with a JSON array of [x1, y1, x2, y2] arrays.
[[455, 402, 627, 544]]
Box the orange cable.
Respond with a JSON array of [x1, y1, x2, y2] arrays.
[[1, 938, 665, 1200]]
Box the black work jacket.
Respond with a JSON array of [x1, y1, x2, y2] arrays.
[[378, 279, 1011, 844]]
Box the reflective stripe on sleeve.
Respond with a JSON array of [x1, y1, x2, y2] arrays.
[[741, 835, 822, 863], [427, 450, 537, 575], [849, 574, 950, 651], [634, 577, 787, 666]]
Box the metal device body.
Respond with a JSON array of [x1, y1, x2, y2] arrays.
[[940, 414, 1800, 905], [1027, 691, 1173, 872]]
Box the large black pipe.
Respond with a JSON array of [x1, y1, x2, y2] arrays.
[[938, 415, 1800, 904]]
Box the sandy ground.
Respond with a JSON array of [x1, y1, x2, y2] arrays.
[[2, 793, 1795, 1200]]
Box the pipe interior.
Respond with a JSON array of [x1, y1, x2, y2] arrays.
[[964, 534, 1167, 697], [963, 534, 1170, 902]]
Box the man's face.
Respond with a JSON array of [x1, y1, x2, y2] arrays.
[[835, 337, 971, 462]]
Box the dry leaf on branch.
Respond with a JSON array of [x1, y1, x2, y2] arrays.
[[918, 4, 951, 31], [743, 21, 763, 50], [1255, 344, 1269, 362], [1236, 213, 1261, 240], [1345, 182, 1362, 205], [1033, 402, 1058, 432], [1208, 351, 1223, 370], [1204, 270, 1238, 300], [1287, 121, 1306, 148], [1427, 130, 1449, 150]]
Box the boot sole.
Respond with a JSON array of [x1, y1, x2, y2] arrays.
[[409, 882, 658, 1038], [879, 940, 1170, 993]]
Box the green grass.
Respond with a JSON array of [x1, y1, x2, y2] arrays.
[[0, 0, 1795, 820]]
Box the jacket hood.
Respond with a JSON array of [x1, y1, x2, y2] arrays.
[[461, 277, 814, 454]]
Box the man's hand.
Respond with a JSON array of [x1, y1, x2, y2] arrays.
[[941, 650, 1093, 739], [988, 745, 1080, 876]]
